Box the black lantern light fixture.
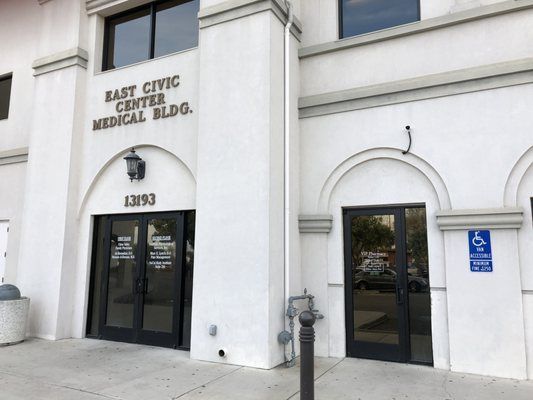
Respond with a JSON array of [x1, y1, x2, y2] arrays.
[[123, 148, 145, 181]]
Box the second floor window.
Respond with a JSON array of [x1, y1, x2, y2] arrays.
[[340, 0, 420, 39], [0, 74, 12, 120], [103, 0, 199, 71]]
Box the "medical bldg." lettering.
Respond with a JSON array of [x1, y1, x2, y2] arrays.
[[92, 74, 192, 131]]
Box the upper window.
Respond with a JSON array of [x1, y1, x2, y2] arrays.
[[340, 0, 420, 39], [103, 0, 199, 71], [0, 74, 12, 120]]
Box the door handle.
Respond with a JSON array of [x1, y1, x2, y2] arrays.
[[396, 285, 404, 305], [135, 278, 143, 294], [134, 278, 148, 294], [143, 278, 149, 294]]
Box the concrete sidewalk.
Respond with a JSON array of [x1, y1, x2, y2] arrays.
[[0, 339, 532, 400]]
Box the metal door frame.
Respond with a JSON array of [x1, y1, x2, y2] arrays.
[[136, 211, 185, 348], [343, 205, 421, 363], [97, 211, 185, 348], [99, 213, 143, 344], [0, 220, 8, 284]]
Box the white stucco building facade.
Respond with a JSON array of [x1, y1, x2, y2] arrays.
[[0, 0, 532, 381]]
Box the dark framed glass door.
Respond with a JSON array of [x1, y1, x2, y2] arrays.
[[99, 214, 142, 343], [343, 205, 432, 364], [91, 211, 194, 349]]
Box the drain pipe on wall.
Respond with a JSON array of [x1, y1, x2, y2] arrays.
[[283, 0, 294, 322], [283, 0, 294, 361], [279, 10, 327, 362]]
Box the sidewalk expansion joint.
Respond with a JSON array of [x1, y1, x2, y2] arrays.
[[0, 370, 123, 400], [49, 384, 124, 399], [171, 366, 244, 399], [441, 372, 453, 400]]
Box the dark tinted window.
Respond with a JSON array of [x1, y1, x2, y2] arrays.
[[106, 8, 151, 69], [155, 0, 199, 58], [0, 75, 12, 120], [104, 0, 199, 71], [340, 0, 420, 38]]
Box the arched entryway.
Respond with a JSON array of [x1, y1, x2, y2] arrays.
[[77, 145, 196, 349], [320, 148, 450, 367]]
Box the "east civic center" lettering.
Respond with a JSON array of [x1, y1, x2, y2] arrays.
[[92, 74, 192, 131]]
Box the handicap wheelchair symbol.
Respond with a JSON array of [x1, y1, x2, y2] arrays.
[[472, 231, 487, 247]]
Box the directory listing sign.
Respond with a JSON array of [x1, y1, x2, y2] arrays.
[[468, 230, 493, 272]]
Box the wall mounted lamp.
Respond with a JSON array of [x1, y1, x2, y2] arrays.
[[123, 148, 145, 181]]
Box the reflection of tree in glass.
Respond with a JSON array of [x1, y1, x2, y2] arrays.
[[148, 219, 177, 270], [351, 216, 394, 268], [151, 219, 176, 240], [186, 211, 195, 249], [406, 208, 428, 267]]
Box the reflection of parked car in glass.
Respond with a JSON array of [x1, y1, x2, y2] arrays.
[[353, 268, 429, 292], [408, 263, 429, 279]]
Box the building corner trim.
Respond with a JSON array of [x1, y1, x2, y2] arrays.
[[299, 214, 333, 233], [32, 47, 89, 77], [198, 0, 302, 40], [436, 207, 524, 230]]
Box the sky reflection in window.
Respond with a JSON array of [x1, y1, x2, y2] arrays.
[[341, 0, 419, 38], [155, 0, 199, 58], [109, 9, 151, 69]]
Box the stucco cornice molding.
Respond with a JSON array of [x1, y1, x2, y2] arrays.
[[86, 0, 117, 12], [0, 147, 29, 166], [86, 0, 153, 15], [299, 215, 333, 233], [32, 47, 89, 77], [299, 58, 533, 118], [198, 0, 302, 40], [300, 0, 533, 58], [436, 208, 524, 230]]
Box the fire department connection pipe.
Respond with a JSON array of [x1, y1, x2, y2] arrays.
[[283, 0, 293, 338]]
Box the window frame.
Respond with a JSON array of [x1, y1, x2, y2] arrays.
[[0, 73, 12, 121], [338, 0, 421, 40], [102, 0, 197, 71]]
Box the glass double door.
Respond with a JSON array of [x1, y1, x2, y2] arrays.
[[98, 211, 191, 348], [343, 206, 432, 364]]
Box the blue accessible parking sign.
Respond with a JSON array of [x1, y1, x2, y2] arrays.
[[468, 230, 493, 272]]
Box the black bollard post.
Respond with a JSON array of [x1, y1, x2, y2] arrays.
[[299, 310, 316, 400]]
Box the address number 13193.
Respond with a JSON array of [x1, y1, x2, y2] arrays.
[[124, 193, 156, 207]]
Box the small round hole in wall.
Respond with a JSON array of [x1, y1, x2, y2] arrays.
[[218, 349, 226, 358]]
